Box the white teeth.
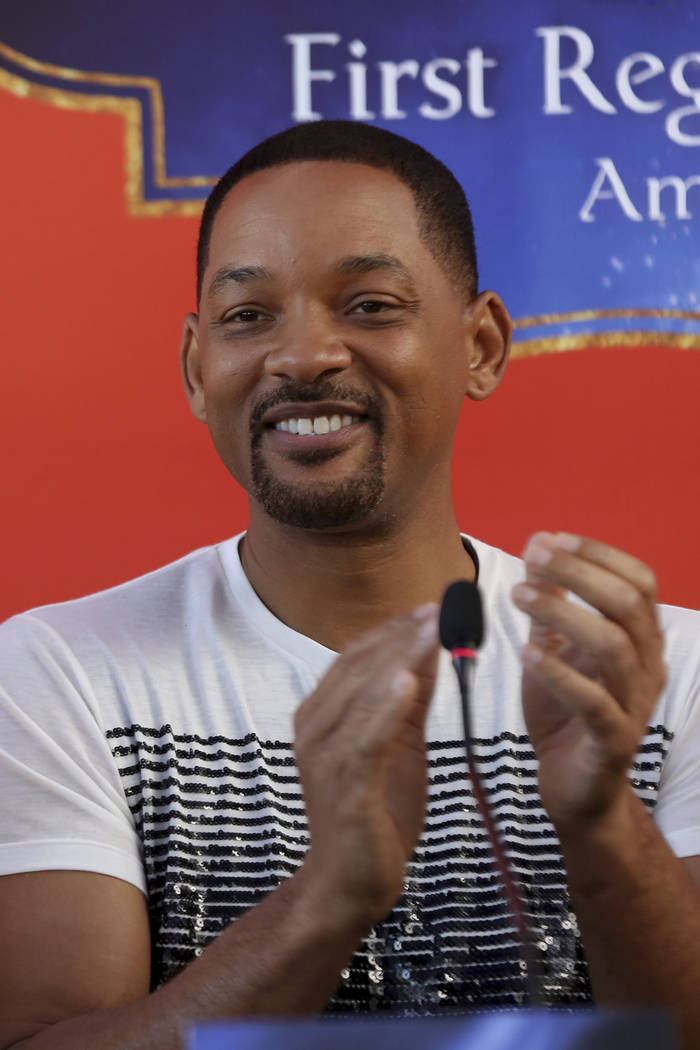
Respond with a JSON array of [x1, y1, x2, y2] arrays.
[[273, 414, 360, 434]]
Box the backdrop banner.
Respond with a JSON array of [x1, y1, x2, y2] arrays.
[[3, 0, 700, 348], [1, 0, 699, 614]]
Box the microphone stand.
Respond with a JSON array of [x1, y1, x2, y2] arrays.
[[449, 637, 543, 1007]]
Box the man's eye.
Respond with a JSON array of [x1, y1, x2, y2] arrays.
[[354, 300, 390, 314], [227, 309, 266, 323]]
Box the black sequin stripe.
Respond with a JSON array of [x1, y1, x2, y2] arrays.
[[111, 738, 538, 767], [107, 723, 673, 748], [139, 829, 563, 863], [138, 812, 308, 833], [423, 796, 544, 817], [147, 877, 283, 900], [118, 759, 301, 782], [141, 858, 570, 895], [136, 818, 562, 850], [124, 781, 304, 803], [124, 782, 654, 824], [143, 839, 307, 862], [127, 789, 559, 829], [120, 756, 669, 796], [138, 818, 558, 852], [107, 726, 290, 748], [112, 741, 298, 765], [141, 824, 302, 842], [637, 726, 675, 746], [429, 748, 536, 766], [427, 791, 547, 810]]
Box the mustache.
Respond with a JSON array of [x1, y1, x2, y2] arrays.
[[249, 381, 383, 434]]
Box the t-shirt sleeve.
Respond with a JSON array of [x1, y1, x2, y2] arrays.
[[652, 605, 700, 859], [0, 612, 146, 893]]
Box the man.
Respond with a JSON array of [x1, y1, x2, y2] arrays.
[[1, 121, 700, 1049]]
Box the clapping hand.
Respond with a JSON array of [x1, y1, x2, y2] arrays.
[[511, 532, 667, 834]]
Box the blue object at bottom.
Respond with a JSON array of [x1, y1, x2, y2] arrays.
[[188, 1009, 676, 1050]]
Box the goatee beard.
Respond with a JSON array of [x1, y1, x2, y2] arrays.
[[249, 382, 385, 530]]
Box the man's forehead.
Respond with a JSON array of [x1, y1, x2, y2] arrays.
[[211, 160, 417, 232], [204, 161, 426, 283]]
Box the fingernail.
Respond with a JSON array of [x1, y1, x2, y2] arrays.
[[417, 616, 438, 642], [413, 602, 438, 621], [522, 531, 554, 560], [553, 532, 581, 552], [524, 545, 552, 567], [513, 583, 539, 604], [521, 643, 543, 665], [389, 669, 413, 697]]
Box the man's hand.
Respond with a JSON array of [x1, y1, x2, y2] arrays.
[[294, 604, 440, 933], [511, 532, 667, 834]]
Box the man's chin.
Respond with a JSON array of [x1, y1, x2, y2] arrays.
[[252, 474, 384, 531], [250, 431, 386, 531]]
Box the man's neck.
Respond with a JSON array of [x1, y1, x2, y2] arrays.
[[240, 508, 477, 652]]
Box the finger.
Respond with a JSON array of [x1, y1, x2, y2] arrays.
[[521, 533, 663, 667], [522, 643, 631, 751], [523, 533, 569, 653], [299, 669, 422, 795], [356, 669, 421, 762], [296, 606, 439, 745], [524, 531, 658, 595], [512, 583, 645, 710], [299, 603, 436, 721], [554, 533, 659, 602]]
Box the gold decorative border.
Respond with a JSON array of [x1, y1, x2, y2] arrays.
[[511, 309, 700, 356], [0, 39, 213, 216], [2, 40, 700, 352], [513, 307, 700, 330], [512, 330, 700, 358]]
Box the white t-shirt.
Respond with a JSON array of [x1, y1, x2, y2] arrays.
[[1, 535, 699, 1013]]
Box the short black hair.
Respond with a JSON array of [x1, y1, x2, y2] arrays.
[[196, 120, 478, 305]]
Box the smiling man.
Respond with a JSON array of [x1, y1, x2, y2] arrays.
[[1, 122, 700, 1050]]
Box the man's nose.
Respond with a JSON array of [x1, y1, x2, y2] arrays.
[[263, 310, 352, 384]]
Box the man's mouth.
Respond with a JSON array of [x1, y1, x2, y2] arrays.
[[272, 413, 362, 436], [252, 386, 381, 449]]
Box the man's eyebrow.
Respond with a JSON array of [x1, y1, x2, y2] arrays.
[[335, 254, 414, 282], [207, 265, 273, 300], [207, 255, 417, 300]]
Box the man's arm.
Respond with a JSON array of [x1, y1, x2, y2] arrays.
[[559, 796, 700, 1042], [0, 605, 440, 1050], [0, 865, 367, 1050], [512, 532, 700, 1049]]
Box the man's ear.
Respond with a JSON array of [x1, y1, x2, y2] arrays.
[[180, 313, 207, 423], [463, 290, 512, 402]]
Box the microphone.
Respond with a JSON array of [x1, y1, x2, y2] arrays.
[[439, 580, 484, 743], [439, 579, 542, 1005], [439, 579, 484, 657]]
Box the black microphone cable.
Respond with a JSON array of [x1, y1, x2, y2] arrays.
[[440, 580, 543, 1006]]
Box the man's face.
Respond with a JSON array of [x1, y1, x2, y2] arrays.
[[184, 161, 497, 533]]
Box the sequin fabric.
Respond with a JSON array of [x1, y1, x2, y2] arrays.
[[108, 722, 672, 1011]]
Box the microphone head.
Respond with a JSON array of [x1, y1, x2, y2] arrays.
[[439, 580, 485, 651]]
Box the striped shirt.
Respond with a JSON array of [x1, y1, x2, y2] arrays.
[[1, 535, 698, 1011]]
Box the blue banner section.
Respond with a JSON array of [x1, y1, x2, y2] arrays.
[[2, 0, 699, 342], [187, 1011, 677, 1050]]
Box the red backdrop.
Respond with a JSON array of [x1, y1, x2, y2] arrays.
[[3, 87, 699, 619]]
